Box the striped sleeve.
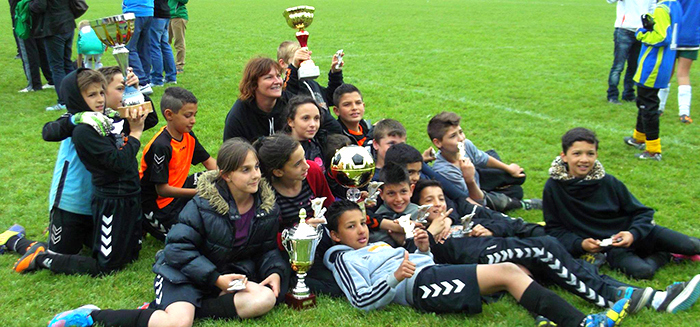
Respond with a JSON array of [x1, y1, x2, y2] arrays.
[[330, 252, 397, 311], [636, 4, 672, 46]]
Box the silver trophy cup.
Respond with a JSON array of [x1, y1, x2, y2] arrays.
[[281, 209, 323, 309]]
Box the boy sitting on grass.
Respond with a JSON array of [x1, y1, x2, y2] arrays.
[[139, 87, 217, 241], [428, 111, 540, 213], [332, 83, 373, 147], [323, 199, 630, 327], [544, 127, 700, 283]]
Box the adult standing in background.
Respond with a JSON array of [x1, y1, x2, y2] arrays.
[[123, 0, 155, 95], [605, 0, 656, 104], [149, 0, 177, 86], [11, 0, 54, 93], [168, 0, 188, 74], [657, 0, 700, 124], [29, 0, 75, 111]]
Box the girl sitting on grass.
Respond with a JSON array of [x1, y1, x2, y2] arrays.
[[48, 138, 288, 327]]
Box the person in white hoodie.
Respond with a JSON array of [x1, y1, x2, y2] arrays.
[[606, 0, 656, 104], [323, 199, 630, 327]]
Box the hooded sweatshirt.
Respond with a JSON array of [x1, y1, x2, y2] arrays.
[[48, 69, 95, 215], [70, 69, 142, 196], [222, 97, 289, 143], [543, 156, 655, 256]]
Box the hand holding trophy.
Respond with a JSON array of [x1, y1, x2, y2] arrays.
[[284, 6, 320, 79]]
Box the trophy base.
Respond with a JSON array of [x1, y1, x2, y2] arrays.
[[298, 60, 320, 80], [118, 101, 153, 118], [285, 292, 316, 310]]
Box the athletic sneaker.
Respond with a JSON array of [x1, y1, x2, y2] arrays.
[[522, 199, 543, 210], [580, 252, 606, 269], [46, 103, 67, 111], [139, 84, 154, 95], [614, 286, 653, 314], [584, 298, 629, 327], [671, 253, 700, 263], [13, 242, 46, 273], [0, 224, 25, 254], [635, 151, 662, 161], [165, 80, 177, 85], [18, 86, 35, 93], [608, 98, 621, 105], [535, 315, 557, 326], [48, 304, 100, 327], [623, 137, 645, 150], [657, 274, 700, 313], [679, 115, 693, 124], [43, 83, 55, 89]]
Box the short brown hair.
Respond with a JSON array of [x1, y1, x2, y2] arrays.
[[277, 40, 300, 63], [373, 119, 406, 143], [238, 57, 280, 101], [77, 69, 106, 93], [427, 111, 461, 141], [97, 66, 123, 86]]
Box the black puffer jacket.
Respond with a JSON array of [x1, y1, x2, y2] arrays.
[[152, 170, 287, 288]]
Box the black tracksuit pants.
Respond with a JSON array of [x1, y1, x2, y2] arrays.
[[430, 235, 630, 307]]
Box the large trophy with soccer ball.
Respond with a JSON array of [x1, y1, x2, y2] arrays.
[[283, 5, 320, 79], [330, 146, 376, 213], [90, 13, 152, 117]]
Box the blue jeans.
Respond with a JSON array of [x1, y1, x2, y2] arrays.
[[126, 16, 153, 86], [149, 18, 177, 85], [607, 28, 641, 101], [43, 31, 75, 104]]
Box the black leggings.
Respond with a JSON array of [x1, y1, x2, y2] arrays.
[[607, 225, 700, 280]]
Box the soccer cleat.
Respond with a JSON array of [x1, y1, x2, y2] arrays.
[[43, 83, 55, 90], [580, 252, 607, 269], [13, 242, 46, 273], [635, 151, 661, 161], [584, 298, 629, 327], [535, 315, 557, 326], [679, 115, 692, 124], [671, 253, 700, 263], [0, 224, 25, 254], [659, 274, 700, 313], [46, 104, 67, 111], [522, 199, 543, 210], [47, 304, 100, 327], [614, 286, 653, 314], [623, 137, 645, 150], [139, 84, 154, 95]]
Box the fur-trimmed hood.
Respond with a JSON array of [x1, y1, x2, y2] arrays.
[[196, 170, 275, 216], [548, 156, 606, 181]]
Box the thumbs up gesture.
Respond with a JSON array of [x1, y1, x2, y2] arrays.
[[393, 250, 416, 282]]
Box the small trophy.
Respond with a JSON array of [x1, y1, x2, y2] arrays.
[[413, 204, 433, 225], [451, 206, 477, 238], [457, 141, 467, 159], [397, 214, 415, 239], [283, 6, 320, 79], [281, 208, 323, 309], [310, 197, 327, 224], [364, 181, 383, 207], [91, 14, 153, 118]]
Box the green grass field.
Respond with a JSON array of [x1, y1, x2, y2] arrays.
[[1, 0, 700, 325]]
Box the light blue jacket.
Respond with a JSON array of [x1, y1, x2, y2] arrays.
[[49, 138, 93, 215], [122, 0, 154, 17], [677, 0, 700, 49], [324, 242, 434, 311]]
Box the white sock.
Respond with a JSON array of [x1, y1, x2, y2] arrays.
[[678, 85, 691, 116], [651, 291, 667, 310], [658, 83, 671, 112]]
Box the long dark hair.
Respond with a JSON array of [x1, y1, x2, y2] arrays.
[[282, 95, 323, 134], [253, 134, 300, 180], [218, 138, 257, 176]]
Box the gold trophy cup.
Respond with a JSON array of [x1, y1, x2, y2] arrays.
[[91, 13, 152, 118], [283, 6, 321, 79]]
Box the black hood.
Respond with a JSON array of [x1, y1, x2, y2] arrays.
[[61, 68, 95, 115]]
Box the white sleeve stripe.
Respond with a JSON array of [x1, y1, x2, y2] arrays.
[[334, 253, 392, 308]]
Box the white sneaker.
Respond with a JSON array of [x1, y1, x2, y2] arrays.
[[18, 87, 34, 93], [42, 84, 55, 90], [139, 84, 154, 95], [165, 80, 177, 85], [45, 104, 66, 111]]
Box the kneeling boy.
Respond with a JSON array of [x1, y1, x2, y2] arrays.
[[140, 87, 217, 241]]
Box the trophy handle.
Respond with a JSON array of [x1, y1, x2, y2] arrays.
[[281, 229, 292, 254]]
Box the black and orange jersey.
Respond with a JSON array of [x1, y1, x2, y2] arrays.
[[140, 126, 210, 210]]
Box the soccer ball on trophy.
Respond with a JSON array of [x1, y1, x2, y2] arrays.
[[330, 145, 375, 202]]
